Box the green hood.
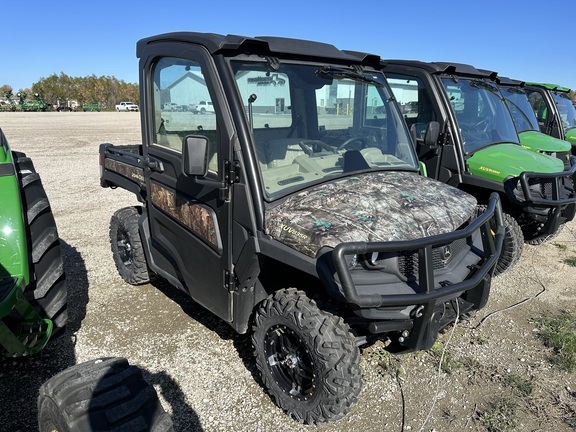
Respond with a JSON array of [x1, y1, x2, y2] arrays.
[[467, 143, 565, 183], [265, 172, 477, 258], [565, 128, 576, 147], [519, 130, 571, 153]]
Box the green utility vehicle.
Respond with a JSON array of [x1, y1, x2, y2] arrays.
[[384, 61, 576, 274], [496, 76, 572, 168], [525, 82, 576, 151], [0, 129, 67, 357], [100, 32, 504, 424]]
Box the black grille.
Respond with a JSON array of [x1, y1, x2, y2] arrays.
[[398, 238, 468, 277]]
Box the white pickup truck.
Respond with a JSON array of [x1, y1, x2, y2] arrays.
[[115, 101, 139, 112]]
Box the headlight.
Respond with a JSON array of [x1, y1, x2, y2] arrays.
[[346, 254, 358, 269], [367, 252, 381, 266]]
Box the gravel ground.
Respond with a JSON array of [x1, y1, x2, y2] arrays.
[[0, 112, 575, 431]]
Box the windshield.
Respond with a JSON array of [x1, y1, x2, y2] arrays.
[[231, 61, 418, 199], [441, 78, 518, 153], [501, 87, 540, 133], [551, 91, 576, 132]]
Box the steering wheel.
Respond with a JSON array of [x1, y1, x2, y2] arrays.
[[337, 137, 366, 151], [299, 140, 337, 154], [474, 117, 491, 131]]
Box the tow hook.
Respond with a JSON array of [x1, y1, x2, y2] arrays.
[[414, 305, 425, 318]]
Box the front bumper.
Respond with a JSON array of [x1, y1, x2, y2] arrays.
[[321, 193, 504, 351], [505, 156, 576, 235]]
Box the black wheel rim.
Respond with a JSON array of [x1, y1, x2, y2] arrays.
[[264, 324, 316, 400], [117, 227, 133, 267]]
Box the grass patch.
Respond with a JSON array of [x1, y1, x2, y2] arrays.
[[478, 398, 519, 432], [503, 374, 534, 397], [534, 312, 576, 372], [554, 242, 568, 251], [562, 256, 576, 267], [429, 343, 468, 374]]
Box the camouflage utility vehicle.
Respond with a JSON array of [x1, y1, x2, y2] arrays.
[[100, 32, 503, 424], [525, 82, 576, 151], [384, 61, 576, 273]]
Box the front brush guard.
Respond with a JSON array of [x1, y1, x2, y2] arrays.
[[332, 193, 504, 309]]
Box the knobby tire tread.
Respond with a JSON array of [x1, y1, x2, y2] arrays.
[[109, 206, 151, 285], [38, 357, 173, 432], [13, 152, 67, 337], [252, 288, 362, 425]]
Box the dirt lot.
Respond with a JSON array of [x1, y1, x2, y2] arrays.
[[0, 112, 575, 431]]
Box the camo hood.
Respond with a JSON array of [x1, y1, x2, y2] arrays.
[[265, 171, 477, 258]]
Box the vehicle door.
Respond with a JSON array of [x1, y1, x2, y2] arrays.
[[140, 45, 234, 322], [526, 89, 563, 139], [386, 71, 462, 184]]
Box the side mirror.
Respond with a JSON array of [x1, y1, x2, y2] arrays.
[[182, 135, 209, 176], [424, 121, 440, 147]]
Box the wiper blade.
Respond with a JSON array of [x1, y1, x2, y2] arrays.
[[470, 79, 499, 94], [316, 66, 383, 87]]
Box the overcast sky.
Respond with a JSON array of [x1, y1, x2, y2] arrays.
[[2, 0, 574, 91]]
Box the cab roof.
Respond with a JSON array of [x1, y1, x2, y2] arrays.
[[525, 82, 572, 93], [137, 32, 381, 67], [382, 60, 497, 80]]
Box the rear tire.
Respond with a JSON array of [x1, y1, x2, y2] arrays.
[[13, 152, 67, 338], [38, 357, 173, 432], [252, 288, 362, 424], [110, 206, 152, 285]]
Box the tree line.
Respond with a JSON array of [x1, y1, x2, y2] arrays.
[[0, 73, 139, 109]]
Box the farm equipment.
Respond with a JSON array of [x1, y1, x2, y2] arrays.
[[0, 91, 17, 112], [17, 92, 50, 112], [82, 102, 101, 112], [0, 129, 67, 357]]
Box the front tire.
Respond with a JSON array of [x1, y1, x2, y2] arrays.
[[38, 357, 173, 432], [252, 289, 362, 424], [477, 205, 523, 276], [13, 152, 67, 337], [109, 207, 152, 285]]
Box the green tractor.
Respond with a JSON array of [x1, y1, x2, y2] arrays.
[[0, 128, 67, 357], [1, 91, 17, 112], [16, 92, 50, 112], [525, 82, 576, 152], [1, 128, 172, 431]]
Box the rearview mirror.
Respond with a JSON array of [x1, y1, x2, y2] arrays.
[[182, 135, 209, 177]]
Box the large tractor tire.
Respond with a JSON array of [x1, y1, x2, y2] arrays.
[[109, 206, 153, 285], [38, 357, 173, 432], [252, 288, 362, 424], [13, 152, 67, 337]]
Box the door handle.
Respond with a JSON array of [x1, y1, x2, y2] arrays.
[[144, 157, 164, 173]]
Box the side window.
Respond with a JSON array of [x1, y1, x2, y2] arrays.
[[387, 74, 437, 140], [152, 57, 219, 174], [526, 90, 547, 128]]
